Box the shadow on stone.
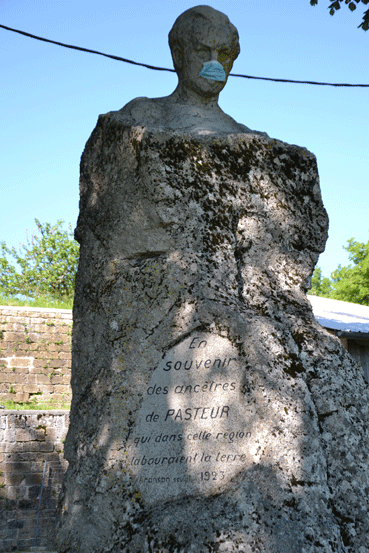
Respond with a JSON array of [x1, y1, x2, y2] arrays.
[[1, 412, 68, 552]]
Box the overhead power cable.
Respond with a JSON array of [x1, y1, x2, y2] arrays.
[[1, 23, 369, 88], [0, 24, 172, 73]]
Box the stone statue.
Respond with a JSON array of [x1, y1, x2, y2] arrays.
[[57, 6, 369, 553], [117, 5, 266, 135]]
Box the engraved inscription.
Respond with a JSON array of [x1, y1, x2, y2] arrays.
[[123, 333, 254, 503]]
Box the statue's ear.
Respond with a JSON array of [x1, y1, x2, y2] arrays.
[[172, 45, 183, 72]]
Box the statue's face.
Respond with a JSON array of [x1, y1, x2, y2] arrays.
[[177, 25, 238, 100]]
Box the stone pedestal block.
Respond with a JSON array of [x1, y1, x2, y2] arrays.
[[57, 115, 369, 553]]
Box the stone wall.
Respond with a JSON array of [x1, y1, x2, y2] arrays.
[[0, 411, 69, 551], [0, 306, 72, 407]]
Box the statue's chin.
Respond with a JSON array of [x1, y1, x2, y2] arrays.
[[179, 75, 226, 100]]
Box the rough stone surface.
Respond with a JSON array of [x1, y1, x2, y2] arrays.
[[56, 118, 369, 553]]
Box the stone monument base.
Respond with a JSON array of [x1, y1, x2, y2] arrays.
[[57, 121, 369, 553]]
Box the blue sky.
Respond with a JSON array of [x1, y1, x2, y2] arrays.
[[1, 0, 368, 278]]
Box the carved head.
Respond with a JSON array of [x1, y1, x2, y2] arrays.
[[168, 5, 240, 99]]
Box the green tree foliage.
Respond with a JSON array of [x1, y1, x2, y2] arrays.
[[309, 266, 332, 297], [309, 238, 369, 305], [310, 0, 369, 30], [330, 238, 369, 305], [0, 219, 79, 303]]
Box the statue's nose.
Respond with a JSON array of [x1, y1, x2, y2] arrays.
[[209, 49, 218, 61]]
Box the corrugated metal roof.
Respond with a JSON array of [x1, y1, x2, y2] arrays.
[[308, 295, 369, 334]]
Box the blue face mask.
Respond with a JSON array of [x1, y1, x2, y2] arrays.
[[199, 60, 226, 82]]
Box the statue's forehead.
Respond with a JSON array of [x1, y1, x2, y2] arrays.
[[189, 25, 235, 48]]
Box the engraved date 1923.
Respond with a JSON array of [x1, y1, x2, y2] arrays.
[[200, 471, 225, 481]]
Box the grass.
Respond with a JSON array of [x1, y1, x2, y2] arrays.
[[0, 293, 73, 310], [1, 399, 71, 410]]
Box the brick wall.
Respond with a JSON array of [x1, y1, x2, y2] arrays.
[[0, 306, 72, 408], [0, 411, 69, 551]]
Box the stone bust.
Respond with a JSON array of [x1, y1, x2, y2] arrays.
[[116, 5, 266, 135]]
